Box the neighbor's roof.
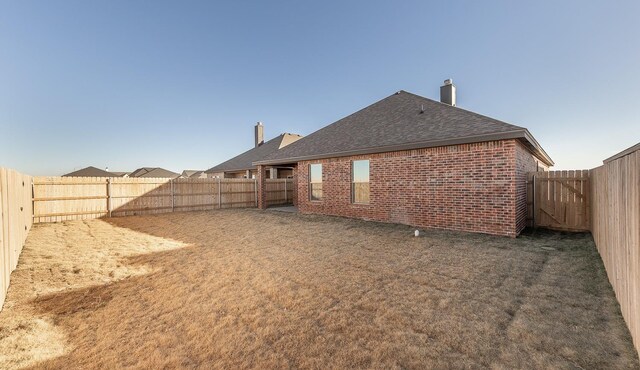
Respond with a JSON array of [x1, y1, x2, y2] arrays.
[[109, 171, 129, 177], [63, 166, 115, 177], [187, 171, 206, 178], [181, 170, 200, 177], [129, 167, 180, 178], [255, 91, 553, 166], [205, 133, 303, 173]]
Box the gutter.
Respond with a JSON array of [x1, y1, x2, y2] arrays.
[[254, 130, 554, 167], [204, 164, 297, 174], [205, 167, 256, 174]]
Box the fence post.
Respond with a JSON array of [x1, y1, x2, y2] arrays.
[[106, 178, 112, 218], [170, 179, 174, 212], [532, 174, 536, 228], [254, 179, 258, 208], [31, 178, 35, 223], [218, 178, 221, 209], [284, 178, 287, 203]]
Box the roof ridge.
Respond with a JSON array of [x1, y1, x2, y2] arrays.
[[205, 131, 303, 173], [399, 90, 526, 130], [254, 89, 552, 166]]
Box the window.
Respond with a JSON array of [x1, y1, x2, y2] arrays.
[[352, 160, 370, 204], [309, 164, 323, 201]]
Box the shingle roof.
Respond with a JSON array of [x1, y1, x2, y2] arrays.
[[63, 166, 115, 177], [181, 170, 200, 178], [129, 167, 180, 178], [109, 172, 129, 177], [188, 171, 206, 178], [182, 170, 206, 178], [205, 133, 303, 173], [255, 90, 553, 166]]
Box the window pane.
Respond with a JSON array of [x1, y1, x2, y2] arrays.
[[352, 160, 370, 203], [352, 183, 369, 203], [352, 160, 369, 182], [309, 164, 322, 201], [310, 164, 322, 183], [310, 183, 323, 201]]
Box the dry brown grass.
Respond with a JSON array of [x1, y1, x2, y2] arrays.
[[0, 209, 638, 369]]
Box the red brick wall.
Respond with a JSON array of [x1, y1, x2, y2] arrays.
[[295, 139, 541, 237], [292, 167, 298, 207], [256, 165, 268, 209], [514, 141, 540, 234]]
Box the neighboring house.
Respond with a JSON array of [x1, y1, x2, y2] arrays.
[[254, 80, 554, 237], [63, 166, 120, 177], [129, 167, 180, 178], [181, 170, 207, 179], [205, 122, 302, 179], [109, 172, 130, 178]]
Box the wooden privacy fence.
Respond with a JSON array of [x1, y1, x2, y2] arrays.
[[0, 168, 33, 310], [33, 177, 295, 223], [265, 178, 294, 207], [590, 145, 639, 355], [528, 170, 590, 231], [528, 143, 640, 355]]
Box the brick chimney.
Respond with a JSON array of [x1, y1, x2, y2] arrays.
[[255, 122, 264, 147], [440, 79, 456, 106]]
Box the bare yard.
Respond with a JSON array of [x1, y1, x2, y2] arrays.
[[0, 210, 638, 369]]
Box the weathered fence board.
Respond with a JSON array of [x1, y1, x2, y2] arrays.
[[33, 176, 109, 222], [219, 179, 257, 208], [528, 145, 640, 355], [531, 170, 590, 231], [265, 179, 294, 207], [590, 146, 640, 355], [0, 168, 33, 310], [33, 177, 261, 223], [109, 178, 173, 217], [172, 178, 218, 212]]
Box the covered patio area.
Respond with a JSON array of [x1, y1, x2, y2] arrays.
[[257, 163, 298, 209]]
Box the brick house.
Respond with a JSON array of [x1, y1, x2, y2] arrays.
[[254, 80, 553, 237], [205, 122, 303, 179]]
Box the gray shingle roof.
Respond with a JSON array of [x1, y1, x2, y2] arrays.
[[109, 172, 129, 177], [255, 90, 553, 166], [63, 166, 115, 177], [187, 171, 207, 178], [181, 170, 200, 178], [205, 133, 303, 173], [129, 167, 180, 178]]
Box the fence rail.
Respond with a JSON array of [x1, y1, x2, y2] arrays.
[[33, 177, 294, 223], [527, 144, 640, 355], [265, 178, 294, 207], [0, 168, 33, 310], [590, 147, 639, 355], [530, 170, 590, 231]]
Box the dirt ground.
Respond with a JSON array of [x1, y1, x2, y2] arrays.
[[0, 209, 637, 369]]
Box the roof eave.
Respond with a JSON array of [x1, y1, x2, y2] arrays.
[[255, 130, 554, 166], [205, 166, 256, 174], [522, 130, 554, 166]]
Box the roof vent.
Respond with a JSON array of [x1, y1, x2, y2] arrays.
[[440, 79, 456, 106]]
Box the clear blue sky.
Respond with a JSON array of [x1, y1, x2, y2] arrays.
[[1, 1, 638, 175]]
